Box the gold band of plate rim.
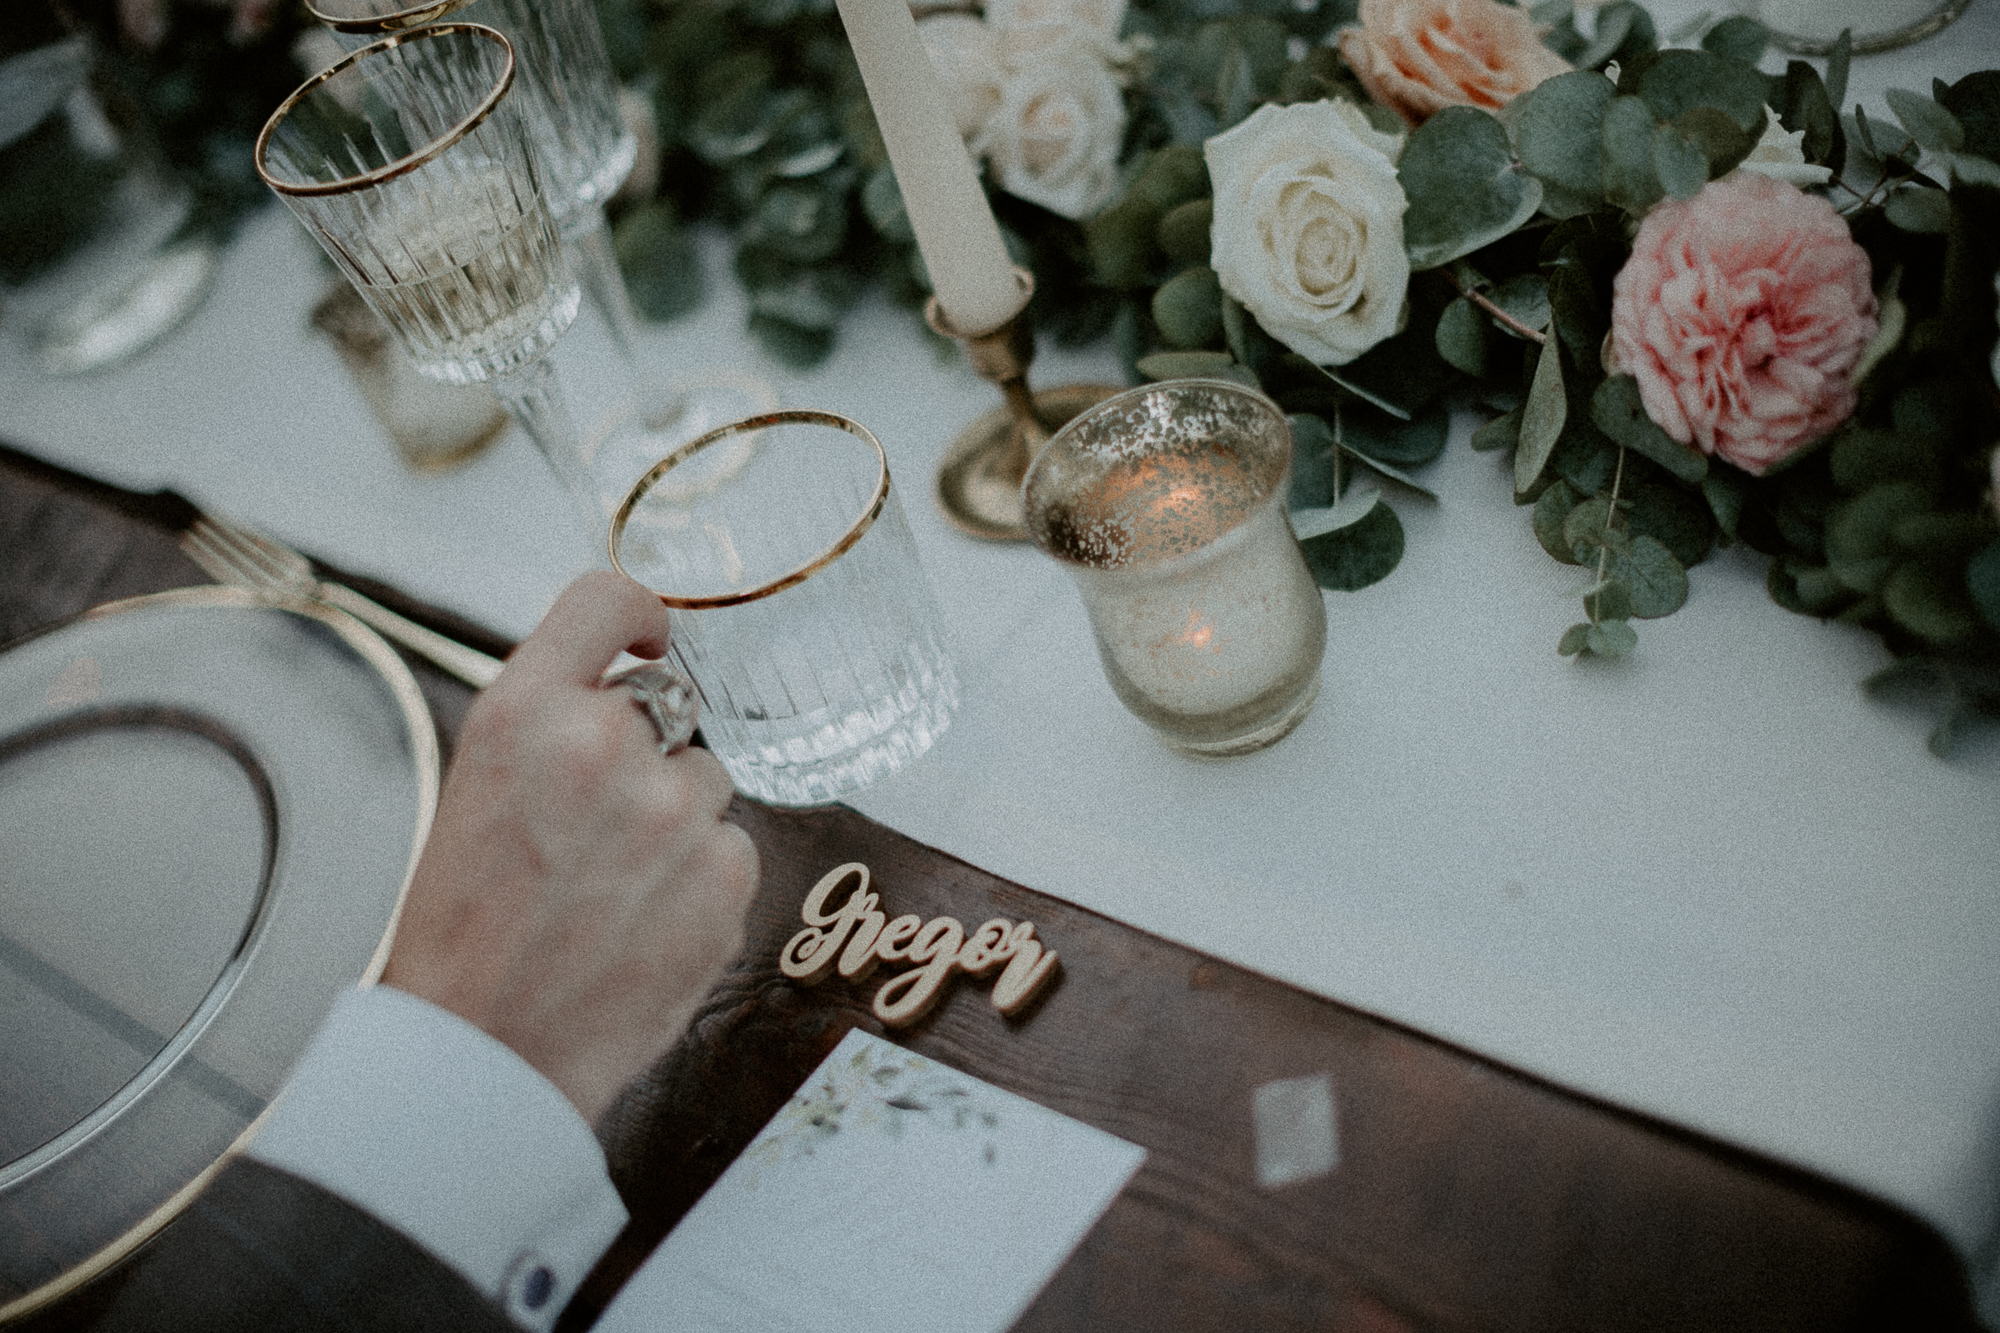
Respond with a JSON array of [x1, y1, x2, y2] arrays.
[[253, 23, 514, 198], [609, 410, 891, 610]]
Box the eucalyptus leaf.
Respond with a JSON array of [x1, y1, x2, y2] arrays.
[[1558, 622, 1593, 656], [615, 204, 705, 322], [1702, 470, 1747, 538], [1584, 577, 1634, 622], [1585, 620, 1639, 656], [1950, 151, 2000, 188], [1290, 487, 1381, 540], [1158, 198, 1215, 265], [1602, 94, 1665, 213], [1563, 492, 1618, 562], [1884, 559, 1981, 643], [1547, 253, 1605, 362], [1830, 427, 1940, 491], [1675, 104, 1761, 178], [1651, 121, 1709, 199], [1515, 69, 1616, 196], [1287, 412, 1339, 507], [1153, 264, 1224, 348], [1132, 143, 1212, 212], [1827, 481, 1929, 592], [1300, 501, 1405, 590], [1781, 558, 1857, 615], [1533, 478, 1585, 564], [747, 313, 834, 368], [1826, 30, 1851, 111], [1137, 350, 1256, 385], [1217, 39, 1260, 130], [1516, 340, 1568, 494], [1344, 449, 1441, 500], [1345, 400, 1451, 468], [1435, 297, 1491, 376], [1940, 70, 2000, 161], [1308, 362, 1413, 420], [1085, 201, 1157, 287], [1885, 187, 1951, 234], [1607, 534, 1689, 617], [1491, 274, 1552, 337], [1623, 472, 1715, 568], [1473, 407, 1522, 454], [1885, 87, 1965, 154], [1220, 291, 1263, 376], [1577, 3, 1636, 69], [861, 168, 913, 242], [1771, 66, 1840, 169], [1399, 106, 1545, 270], [1591, 376, 1708, 483], [1537, 180, 1605, 220], [1701, 15, 1766, 64], [1636, 49, 1767, 133]]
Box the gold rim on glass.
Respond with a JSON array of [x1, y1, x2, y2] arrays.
[[254, 22, 514, 198], [304, 0, 476, 35], [609, 410, 891, 610]]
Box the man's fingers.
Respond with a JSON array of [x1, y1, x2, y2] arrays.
[[504, 571, 673, 689], [665, 746, 738, 826]]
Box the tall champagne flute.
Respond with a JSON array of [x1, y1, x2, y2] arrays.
[[254, 24, 599, 531]]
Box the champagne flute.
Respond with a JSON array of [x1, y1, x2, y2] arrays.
[[254, 24, 600, 532]]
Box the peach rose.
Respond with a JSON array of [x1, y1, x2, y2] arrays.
[[1609, 172, 1877, 477], [1337, 0, 1571, 128]]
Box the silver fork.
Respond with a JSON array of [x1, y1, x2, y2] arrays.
[[181, 514, 505, 689]]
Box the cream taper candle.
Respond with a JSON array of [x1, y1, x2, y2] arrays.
[[833, 0, 1026, 336]]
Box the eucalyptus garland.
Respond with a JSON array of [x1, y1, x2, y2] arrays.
[[600, 0, 2000, 751]]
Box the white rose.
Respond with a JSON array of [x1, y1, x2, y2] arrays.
[[981, 43, 1126, 219], [987, 0, 1126, 63], [1204, 99, 1409, 367], [1738, 105, 1834, 188], [917, 15, 1004, 141]]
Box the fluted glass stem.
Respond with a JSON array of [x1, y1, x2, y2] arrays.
[[496, 355, 605, 552], [568, 208, 644, 377]]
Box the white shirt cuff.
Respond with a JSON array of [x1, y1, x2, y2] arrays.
[[246, 985, 629, 1330]]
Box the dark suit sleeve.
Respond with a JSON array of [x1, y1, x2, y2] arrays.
[[93, 1157, 519, 1333]]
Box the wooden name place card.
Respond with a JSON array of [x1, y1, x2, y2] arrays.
[[778, 863, 1060, 1027]]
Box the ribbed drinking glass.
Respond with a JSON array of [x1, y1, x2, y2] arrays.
[[609, 411, 960, 807]]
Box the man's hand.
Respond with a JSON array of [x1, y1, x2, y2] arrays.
[[383, 571, 758, 1124]]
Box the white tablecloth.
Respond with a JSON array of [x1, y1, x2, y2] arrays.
[[5, 4, 2000, 1313]]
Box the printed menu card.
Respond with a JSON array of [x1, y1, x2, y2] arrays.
[[594, 1029, 1147, 1332]]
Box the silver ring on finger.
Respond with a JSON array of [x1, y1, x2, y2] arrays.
[[607, 660, 699, 756]]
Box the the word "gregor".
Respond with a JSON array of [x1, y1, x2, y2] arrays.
[[778, 863, 1060, 1027]]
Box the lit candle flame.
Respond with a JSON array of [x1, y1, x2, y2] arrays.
[[1174, 607, 1216, 651]]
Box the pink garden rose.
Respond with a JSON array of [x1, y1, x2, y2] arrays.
[[1609, 172, 1877, 477], [1337, 0, 1571, 128]]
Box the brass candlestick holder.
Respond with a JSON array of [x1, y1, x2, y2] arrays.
[[928, 268, 1119, 542]]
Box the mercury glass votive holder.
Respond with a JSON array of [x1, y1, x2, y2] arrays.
[[1024, 378, 1328, 756]]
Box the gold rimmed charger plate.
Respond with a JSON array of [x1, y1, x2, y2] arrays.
[[0, 587, 439, 1319]]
